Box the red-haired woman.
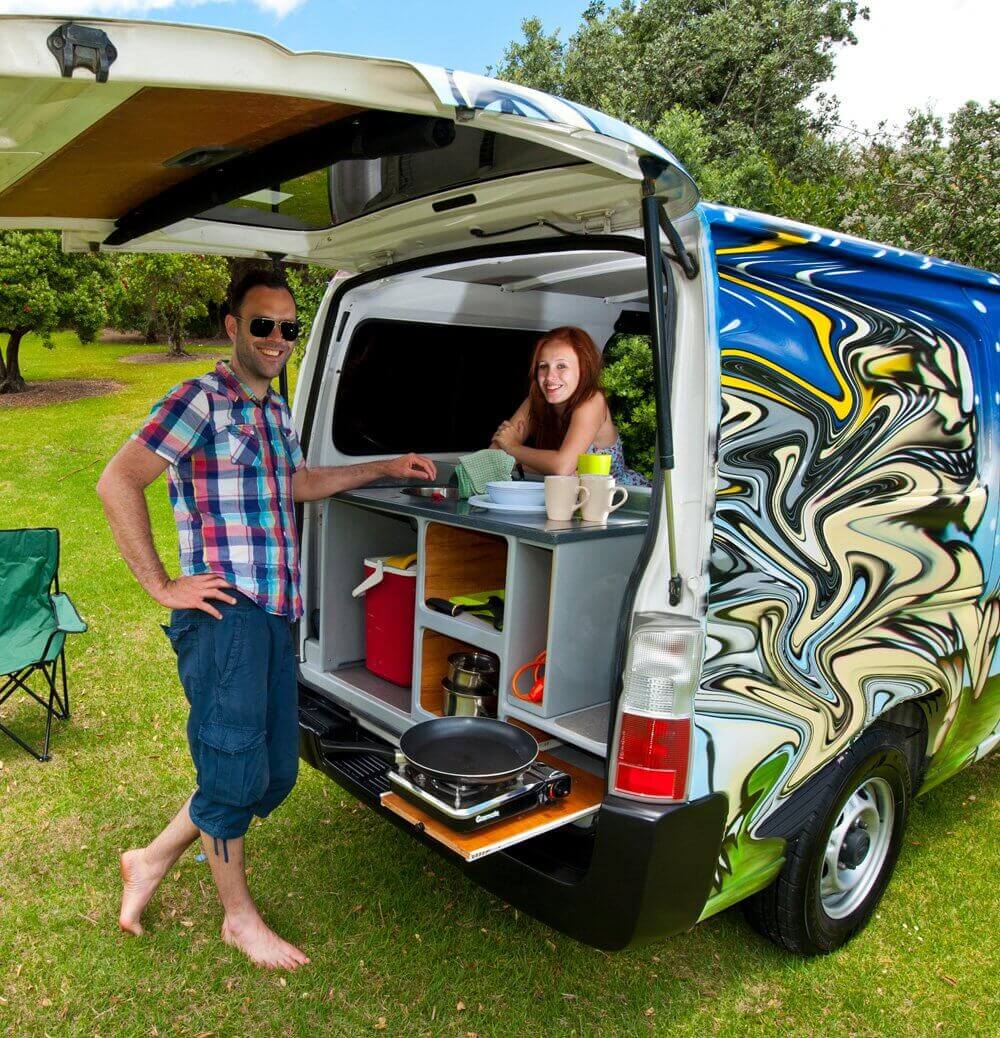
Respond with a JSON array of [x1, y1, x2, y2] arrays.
[[491, 326, 649, 486]]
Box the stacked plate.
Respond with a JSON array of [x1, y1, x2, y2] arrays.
[[468, 480, 546, 514]]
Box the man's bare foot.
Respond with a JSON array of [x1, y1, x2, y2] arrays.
[[119, 849, 165, 936], [221, 913, 310, 970]]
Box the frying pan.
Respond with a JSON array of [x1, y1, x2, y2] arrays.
[[320, 716, 538, 784]]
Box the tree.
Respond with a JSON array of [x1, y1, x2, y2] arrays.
[[843, 102, 1000, 272], [492, 2, 865, 173], [601, 333, 656, 480], [108, 253, 229, 356], [0, 231, 110, 394], [285, 264, 335, 357]]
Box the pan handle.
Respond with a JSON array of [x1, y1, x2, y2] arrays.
[[319, 738, 405, 768]]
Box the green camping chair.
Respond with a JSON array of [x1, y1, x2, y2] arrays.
[[0, 528, 86, 761]]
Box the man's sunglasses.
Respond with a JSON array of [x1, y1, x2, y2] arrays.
[[236, 315, 301, 342]]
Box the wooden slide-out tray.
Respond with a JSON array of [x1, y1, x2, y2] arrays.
[[380, 753, 604, 862]]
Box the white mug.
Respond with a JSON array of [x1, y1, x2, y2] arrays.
[[545, 475, 590, 521], [579, 475, 628, 523]]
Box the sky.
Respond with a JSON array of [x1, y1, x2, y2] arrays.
[[0, 1, 995, 134]]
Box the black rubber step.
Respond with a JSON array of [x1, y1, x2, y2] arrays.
[[323, 750, 392, 797]]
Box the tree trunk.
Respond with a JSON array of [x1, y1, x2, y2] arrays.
[[0, 328, 28, 394], [167, 320, 189, 358]]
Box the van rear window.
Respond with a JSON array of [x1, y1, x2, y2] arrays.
[[332, 319, 539, 455]]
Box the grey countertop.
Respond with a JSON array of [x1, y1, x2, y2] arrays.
[[335, 483, 649, 544]]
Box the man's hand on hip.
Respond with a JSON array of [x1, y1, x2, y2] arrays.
[[154, 574, 238, 619]]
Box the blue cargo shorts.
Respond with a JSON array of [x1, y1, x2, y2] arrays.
[[162, 591, 298, 841]]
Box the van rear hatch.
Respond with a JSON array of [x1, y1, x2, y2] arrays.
[[0, 15, 697, 268]]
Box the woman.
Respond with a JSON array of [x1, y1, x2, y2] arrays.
[[491, 326, 649, 486]]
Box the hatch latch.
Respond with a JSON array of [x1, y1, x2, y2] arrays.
[[47, 23, 118, 83], [577, 208, 616, 234]]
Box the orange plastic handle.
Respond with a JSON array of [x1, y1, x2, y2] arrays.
[[511, 650, 546, 703]]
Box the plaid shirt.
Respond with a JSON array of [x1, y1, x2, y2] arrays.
[[132, 361, 304, 620]]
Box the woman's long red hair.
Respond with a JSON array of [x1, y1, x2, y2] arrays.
[[527, 326, 603, 450]]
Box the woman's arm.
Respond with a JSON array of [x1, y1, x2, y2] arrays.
[[490, 398, 531, 450], [494, 394, 605, 476]]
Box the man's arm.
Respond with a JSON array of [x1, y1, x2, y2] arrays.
[[292, 452, 437, 503], [96, 440, 235, 618]]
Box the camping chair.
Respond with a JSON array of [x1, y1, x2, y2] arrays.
[[0, 528, 87, 761]]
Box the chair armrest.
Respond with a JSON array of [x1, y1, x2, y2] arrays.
[[51, 593, 87, 634]]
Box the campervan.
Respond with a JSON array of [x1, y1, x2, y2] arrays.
[[2, 15, 997, 953]]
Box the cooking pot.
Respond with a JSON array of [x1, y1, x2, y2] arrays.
[[447, 651, 498, 693], [442, 678, 497, 718]]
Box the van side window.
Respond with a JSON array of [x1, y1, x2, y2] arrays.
[[332, 319, 538, 455]]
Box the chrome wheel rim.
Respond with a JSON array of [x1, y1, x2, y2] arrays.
[[820, 776, 895, 920]]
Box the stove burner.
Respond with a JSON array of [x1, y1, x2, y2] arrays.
[[389, 762, 571, 831]]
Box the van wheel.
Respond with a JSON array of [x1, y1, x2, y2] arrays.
[[743, 722, 912, 954]]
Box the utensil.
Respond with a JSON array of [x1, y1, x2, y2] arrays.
[[467, 494, 547, 514], [577, 453, 612, 476], [426, 594, 505, 631], [544, 475, 590, 521], [447, 650, 498, 693], [442, 678, 497, 718], [485, 480, 546, 508], [320, 716, 539, 784], [579, 475, 628, 523], [402, 484, 460, 501]]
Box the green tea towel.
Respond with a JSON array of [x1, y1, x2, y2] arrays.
[[455, 449, 516, 498]]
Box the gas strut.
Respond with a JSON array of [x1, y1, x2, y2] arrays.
[[638, 156, 684, 606]]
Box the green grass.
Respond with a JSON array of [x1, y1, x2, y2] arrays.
[[0, 332, 997, 1037]]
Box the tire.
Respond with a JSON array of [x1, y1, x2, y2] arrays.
[[744, 721, 913, 955]]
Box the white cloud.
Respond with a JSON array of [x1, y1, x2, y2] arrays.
[[0, 1, 308, 17], [0, 1, 185, 11], [826, 0, 999, 135], [251, 0, 306, 14]]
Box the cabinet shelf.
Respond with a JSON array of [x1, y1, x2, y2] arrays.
[[416, 604, 504, 655]]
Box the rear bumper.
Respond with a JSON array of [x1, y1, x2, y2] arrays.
[[299, 688, 728, 950]]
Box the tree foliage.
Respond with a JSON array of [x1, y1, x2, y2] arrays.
[[285, 264, 335, 357], [0, 231, 111, 393], [601, 333, 657, 478], [108, 253, 230, 356], [492, 1, 863, 170], [844, 102, 1000, 273]]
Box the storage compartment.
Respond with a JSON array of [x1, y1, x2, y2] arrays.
[[319, 501, 417, 673], [419, 630, 499, 717], [424, 522, 507, 605], [353, 554, 417, 686], [504, 538, 641, 719]]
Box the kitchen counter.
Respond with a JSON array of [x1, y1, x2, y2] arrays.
[[335, 483, 649, 545]]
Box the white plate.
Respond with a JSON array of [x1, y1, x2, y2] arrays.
[[468, 494, 548, 514]]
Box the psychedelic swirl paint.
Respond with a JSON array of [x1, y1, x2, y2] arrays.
[[694, 206, 1000, 916]]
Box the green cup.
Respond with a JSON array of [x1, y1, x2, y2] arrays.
[[577, 453, 612, 476]]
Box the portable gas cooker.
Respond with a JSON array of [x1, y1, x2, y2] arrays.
[[388, 761, 571, 832]]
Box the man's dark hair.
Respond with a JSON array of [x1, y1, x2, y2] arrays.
[[227, 268, 295, 315]]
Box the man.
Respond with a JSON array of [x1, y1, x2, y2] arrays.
[[97, 268, 435, 969]]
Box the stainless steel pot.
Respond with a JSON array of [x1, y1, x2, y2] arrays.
[[447, 651, 498, 693], [442, 678, 497, 718]]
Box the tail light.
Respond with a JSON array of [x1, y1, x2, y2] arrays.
[[611, 616, 703, 803]]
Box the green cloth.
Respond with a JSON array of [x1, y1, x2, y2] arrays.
[[0, 529, 86, 675], [455, 449, 516, 499]]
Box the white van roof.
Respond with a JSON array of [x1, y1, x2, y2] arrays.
[[0, 15, 698, 270]]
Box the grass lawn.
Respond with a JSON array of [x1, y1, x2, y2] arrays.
[[0, 332, 997, 1038]]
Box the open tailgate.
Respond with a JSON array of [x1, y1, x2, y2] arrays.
[[0, 15, 697, 269]]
